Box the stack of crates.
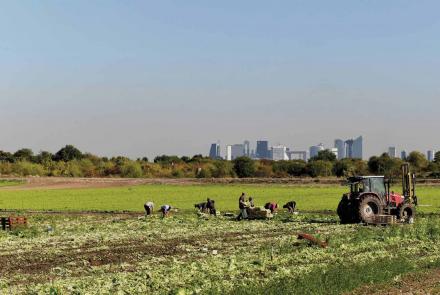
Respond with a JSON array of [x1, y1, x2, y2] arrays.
[[371, 215, 396, 225], [247, 207, 273, 219], [1, 216, 28, 230]]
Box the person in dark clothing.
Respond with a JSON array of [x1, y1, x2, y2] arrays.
[[207, 199, 216, 215], [248, 197, 255, 208], [264, 202, 278, 213], [160, 205, 172, 218], [236, 193, 248, 220], [283, 201, 297, 213], [194, 202, 207, 212], [144, 201, 154, 216]]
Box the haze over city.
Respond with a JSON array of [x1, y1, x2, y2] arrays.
[[1, 1, 439, 159]]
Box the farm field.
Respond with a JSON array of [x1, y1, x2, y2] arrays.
[[0, 183, 440, 213], [0, 182, 440, 294]]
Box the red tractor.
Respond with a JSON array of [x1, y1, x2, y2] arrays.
[[337, 163, 417, 224]]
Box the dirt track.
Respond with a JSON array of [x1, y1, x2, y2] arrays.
[[2, 177, 440, 191]]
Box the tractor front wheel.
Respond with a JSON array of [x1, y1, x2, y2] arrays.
[[398, 203, 415, 224], [358, 195, 383, 223]]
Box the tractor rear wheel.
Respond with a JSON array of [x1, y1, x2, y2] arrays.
[[358, 195, 383, 223], [398, 203, 415, 224]]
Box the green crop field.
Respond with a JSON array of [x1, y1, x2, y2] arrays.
[[1, 183, 440, 294], [0, 184, 439, 213]]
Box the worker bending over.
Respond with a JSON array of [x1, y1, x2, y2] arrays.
[[144, 201, 154, 216], [264, 202, 278, 213], [160, 205, 172, 218], [283, 201, 297, 213]]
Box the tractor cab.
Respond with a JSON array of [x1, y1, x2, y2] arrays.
[[347, 176, 387, 197]]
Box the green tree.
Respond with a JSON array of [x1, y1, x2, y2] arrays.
[[154, 155, 182, 165], [54, 145, 83, 162], [434, 151, 440, 164], [310, 150, 337, 162], [211, 160, 235, 178], [35, 151, 53, 165], [307, 160, 333, 177], [0, 151, 14, 163], [233, 157, 256, 178], [13, 148, 34, 162], [407, 151, 429, 174]]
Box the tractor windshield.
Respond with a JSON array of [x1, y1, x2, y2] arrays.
[[349, 177, 385, 196], [370, 177, 386, 196]]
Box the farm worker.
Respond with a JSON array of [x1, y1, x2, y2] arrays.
[[282, 201, 296, 213], [237, 193, 248, 221], [160, 205, 172, 218], [264, 202, 278, 213], [144, 201, 154, 216], [206, 198, 216, 215], [248, 197, 255, 208]]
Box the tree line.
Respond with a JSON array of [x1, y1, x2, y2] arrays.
[[0, 145, 439, 178]]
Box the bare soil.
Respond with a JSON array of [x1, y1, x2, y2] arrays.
[[350, 269, 440, 295]]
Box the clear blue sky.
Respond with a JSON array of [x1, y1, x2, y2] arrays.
[[1, 1, 439, 158]]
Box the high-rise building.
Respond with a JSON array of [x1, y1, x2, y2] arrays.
[[345, 136, 363, 159], [401, 150, 407, 160], [288, 151, 308, 161], [271, 145, 289, 161], [345, 139, 354, 158], [231, 144, 245, 160], [427, 150, 436, 162], [388, 147, 397, 158], [309, 143, 325, 158], [334, 139, 345, 160], [244, 140, 250, 157], [208, 143, 221, 159], [225, 145, 232, 161], [256, 140, 269, 159]]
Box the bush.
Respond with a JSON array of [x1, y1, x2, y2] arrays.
[[307, 160, 333, 177], [120, 161, 143, 178], [233, 157, 255, 178]]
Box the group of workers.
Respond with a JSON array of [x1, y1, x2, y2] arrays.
[[194, 198, 217, 215], [143, 193, 296, 219], [237, 192, 296, 220], [143, 202, 173, 218]]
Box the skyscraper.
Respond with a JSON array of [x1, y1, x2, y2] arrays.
[[271, 145, 289, 161], [401, 150, 407, 160], [244, 140, 250, 157], [388, 146, 397, 158], [256, 140, 269, 159], [309, 143, 325, 158], [225, 145, 232, 161], [231, 144, 245, 160], [345, 136, 363, 159], [345, 139, 354, 158], [208, 143, 221, 159], [334, 139, 345, 160], [427, 150, 436, 162]]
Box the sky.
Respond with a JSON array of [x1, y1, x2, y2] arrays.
[[1, 1, 439, 159]]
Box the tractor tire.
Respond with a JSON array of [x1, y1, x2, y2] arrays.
[[358, 195, 383, 223], [337, 196, 358, 224], [398, 203, 415, 224]]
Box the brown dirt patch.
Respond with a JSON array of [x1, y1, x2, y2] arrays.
[[350, 268, 440, 295]]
